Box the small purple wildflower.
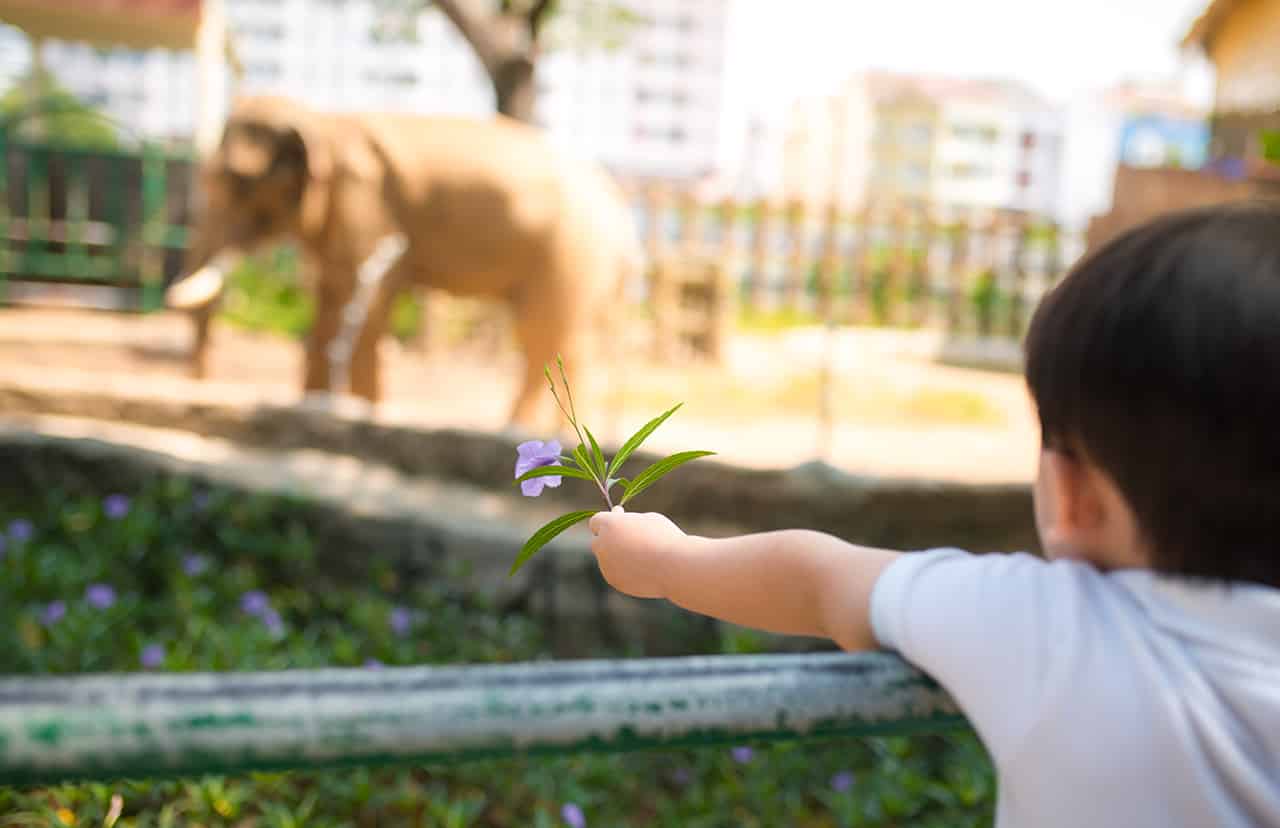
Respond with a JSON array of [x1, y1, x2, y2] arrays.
[[389, 606, 413, 637], [670, 767, 693, 787], [182, 554, 209, 576], [514, 440, 563, 497], [261, 607, 285, 637], [364, 658, 385, 670], [560, 803, 586, 828], [140, 644, 165, 669], [8, 519, 34, 543], [240, 590, 270, 617], [103, 495, 131, 520], [830, 770, 855, 793], [731, 746, 754, 765], [85, 583, 117, 610], [41, 600, 66, 626]]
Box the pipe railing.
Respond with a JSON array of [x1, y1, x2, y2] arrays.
[[0, 652, 965, 786]]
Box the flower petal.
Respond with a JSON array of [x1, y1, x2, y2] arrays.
[[541, 474, 563, 489], [521, 477, 546, 497], [543, 439, 562, 458], [517, 440, 546, 459]]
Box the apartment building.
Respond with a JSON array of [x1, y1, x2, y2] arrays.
[[782, 70, 1066, 217], [3, 0, 737, 182]]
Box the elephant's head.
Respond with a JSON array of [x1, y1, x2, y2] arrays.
[[166, 95, 332, 310]]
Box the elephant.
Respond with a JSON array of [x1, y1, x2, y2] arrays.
[[166, 94, 643, 434]]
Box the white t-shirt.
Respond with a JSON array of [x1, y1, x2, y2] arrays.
[[869, 548, 1280, 828]]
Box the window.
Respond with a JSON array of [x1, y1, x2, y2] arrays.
[[1017, 170, 1032, 188], [1021, 131, 1036, 150], [669, 127, 687, 143]]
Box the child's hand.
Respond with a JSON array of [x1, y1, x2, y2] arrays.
[[588, 506, 687, 599]]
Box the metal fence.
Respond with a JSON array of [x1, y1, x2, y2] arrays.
[[0, 135, 194, 311], [0, 652, 964, 786]]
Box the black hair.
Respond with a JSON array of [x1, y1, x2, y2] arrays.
[[1024, 200, 1280, 587]]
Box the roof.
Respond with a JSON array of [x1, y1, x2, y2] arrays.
[[1181, 0, 1244, 52], [0, 0, 205, 50], [1100, 80, 1207, 120], [860, 70, 1052, 111]]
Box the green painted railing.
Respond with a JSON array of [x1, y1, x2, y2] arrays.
[[0, 652, 964, 786], [0, 131, 194, 311]]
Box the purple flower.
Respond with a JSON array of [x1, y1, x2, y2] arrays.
[[830, 770, 855, 793], [140, 643, 165, 669], [8, 519, 33, 543], [731, 746, 754, 765], [85, 583, 116, 610], [560, 803, 586, 828], [261, 607, 285, 637], [670, 767, 693, 787], [41, 600, 66, 626], [514, 440, 563, 497], [240, 590, 270, 617], [364, 658, 385, 670], [103, 495, 131, 520], [389, 606, 413, 637], [182, 554, 209, 576]]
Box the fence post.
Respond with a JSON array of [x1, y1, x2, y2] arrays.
[[747, 197, 775, 313], [784, 199, 808, 313], [945, 207, 971, 334], [0, 128, 8, 303], [1005, 212, 1030, 338], [139, 146, 166, 311]]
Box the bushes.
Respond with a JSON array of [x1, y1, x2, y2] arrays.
[[0, 476, 995, 826]]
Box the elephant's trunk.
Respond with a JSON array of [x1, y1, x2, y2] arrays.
[[166, 188, 245, 312]]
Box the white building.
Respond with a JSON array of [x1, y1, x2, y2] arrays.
[[3, 0, 738, 182], [780, 71, 1066, 217]]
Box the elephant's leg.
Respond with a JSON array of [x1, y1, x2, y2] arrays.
[[188, 304, 214, 380], [510, 294, 590, 435], [303, 266, 351, 394], [346, 263, 407, 404]]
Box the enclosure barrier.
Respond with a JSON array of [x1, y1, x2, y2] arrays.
[[0, 652, 964, 786]]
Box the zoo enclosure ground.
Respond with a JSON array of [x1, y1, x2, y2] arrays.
[[0, 307, 1039, 484]]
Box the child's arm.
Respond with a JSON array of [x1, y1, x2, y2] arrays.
[[587, 508, 900, 651]]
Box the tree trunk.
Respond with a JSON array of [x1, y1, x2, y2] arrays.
[[492, 55, 537, 123]]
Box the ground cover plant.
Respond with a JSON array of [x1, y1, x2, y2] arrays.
[[0, 476, 994, 827]]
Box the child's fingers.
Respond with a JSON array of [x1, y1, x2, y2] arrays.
[[612, 505, 624, 513]]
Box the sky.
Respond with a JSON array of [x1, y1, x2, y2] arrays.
[[727, 0, 1215, 117]]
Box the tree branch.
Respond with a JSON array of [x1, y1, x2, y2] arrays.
[[432, 0, 504, 70], [527, 0, 555, 42]]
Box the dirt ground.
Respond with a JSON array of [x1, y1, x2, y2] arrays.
[[0, 307, 1040, 483]]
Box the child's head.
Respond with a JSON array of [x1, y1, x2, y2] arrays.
[[1024, 201, 1280, 587]]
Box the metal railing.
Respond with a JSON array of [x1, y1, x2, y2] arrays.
[[0, 652, 964, 786]]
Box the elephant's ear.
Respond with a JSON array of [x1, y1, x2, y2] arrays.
[[281, 113, 334, 240]]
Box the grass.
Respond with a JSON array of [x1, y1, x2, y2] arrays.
[[0, 474, 997, 827]]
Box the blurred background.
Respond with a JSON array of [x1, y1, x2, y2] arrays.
[[0, 0, 1277, 825]]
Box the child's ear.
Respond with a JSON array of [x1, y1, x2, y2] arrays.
[[1037, 448, 1107, 556]]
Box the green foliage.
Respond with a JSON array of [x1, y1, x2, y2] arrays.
[[1260, 130, 1280, 164], [511, 360, 716, 573], [218, 246, 422, 343], [0, 476, 996, 826], [0, 71, 119, 150]]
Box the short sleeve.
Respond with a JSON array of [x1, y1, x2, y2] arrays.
[[870, 547, 1097, 762]]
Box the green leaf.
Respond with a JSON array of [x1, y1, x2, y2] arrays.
[[572, 444, 598, 483], [584, 426, 608, 479], [620, 450, 716, 506], [508, 510, 596, 576], [607, 403, 683, 478], [515, 465, 595, 484]]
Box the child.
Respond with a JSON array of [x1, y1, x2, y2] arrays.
[[588, 202, 1280, 827]]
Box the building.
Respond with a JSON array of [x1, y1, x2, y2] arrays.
[[1181, 0, 1280, 159], [781, 71, 1065, 217], [1056, 79, 1210, 229], [3, 0, 737, 182]]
